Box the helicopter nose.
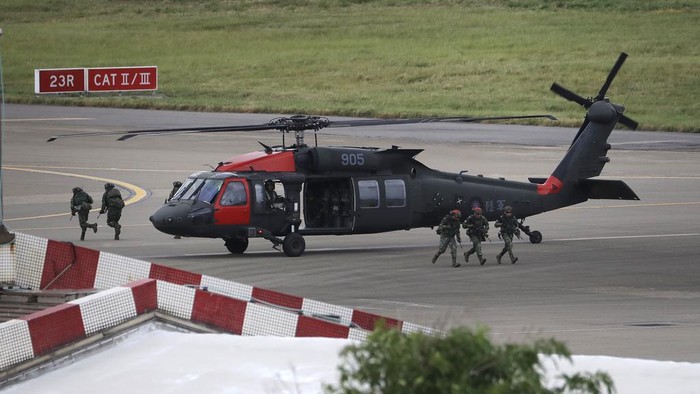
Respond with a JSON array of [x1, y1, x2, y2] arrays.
[[149, 202, 213, 236]]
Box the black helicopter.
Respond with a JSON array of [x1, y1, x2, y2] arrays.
[[50, 53, 639, 257]]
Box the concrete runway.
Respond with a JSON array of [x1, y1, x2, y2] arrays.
[[3, 104, 700, 362]]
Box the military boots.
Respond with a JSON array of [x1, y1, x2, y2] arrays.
[[507, 251, 518, 264], [91, 223, 98, 233], [479, 256, 487, 266], [451, 257, 461, 268], [496, 253, 503, 264], [463, 251, 470, 263], [431, 254, 439, 264], [114, 223, 121, 240], [80, 229, 86, 241]]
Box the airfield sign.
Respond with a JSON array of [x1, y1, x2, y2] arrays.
[[34, 68, 85, 94], [34, 66, 158, 94]]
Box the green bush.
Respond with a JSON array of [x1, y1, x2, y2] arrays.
[[324, 325, 614, 394]]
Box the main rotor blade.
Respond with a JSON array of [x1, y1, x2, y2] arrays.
[[115, 123, 283, 140], [50, 113, 558, 142], [48, 122, 288, 142], [325, 114, 557, 128], [618, 113, 639, 130], [47, 130, 135, 142], [596, 52, 628, 101], [550, 83, 591, 108]]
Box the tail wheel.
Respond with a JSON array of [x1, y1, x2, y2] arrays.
[[225, 236, 249, 254], [529, 231, 543, 244], [283, 233, 306, 257]]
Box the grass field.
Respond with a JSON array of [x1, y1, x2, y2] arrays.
[[1, 0, 698, 131]]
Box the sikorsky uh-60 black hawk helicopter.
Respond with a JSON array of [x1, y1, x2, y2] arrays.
[[50, 53, 640, 257]]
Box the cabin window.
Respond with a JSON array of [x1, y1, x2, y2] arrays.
[[358, 180, 379, 208], [197, 179, 224, 204], [385, 179, 406, 208], [220, 181, 247, 206], [254, 181, 285, 211]]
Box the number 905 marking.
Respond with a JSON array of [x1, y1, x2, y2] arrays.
[[340, 153, 365, 166]]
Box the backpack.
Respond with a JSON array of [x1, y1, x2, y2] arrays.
[[111, 197, 125, 209]]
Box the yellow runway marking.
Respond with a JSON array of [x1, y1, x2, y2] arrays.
[[4, 166, 148, 222]]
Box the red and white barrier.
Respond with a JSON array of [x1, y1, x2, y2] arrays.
[[0, 232, 437, 372]]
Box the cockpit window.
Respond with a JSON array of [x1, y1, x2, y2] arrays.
[[197, 179, 223, 204], [220, 181, 247, 206], [179, 178, 205, 200]]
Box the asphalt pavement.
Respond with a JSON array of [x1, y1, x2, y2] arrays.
[[3, 104, 699, 362]]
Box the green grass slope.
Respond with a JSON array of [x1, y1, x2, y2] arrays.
[[1, 0, 698, 131]]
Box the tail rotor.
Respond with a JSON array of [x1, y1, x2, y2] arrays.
[[550, 52, 638, 144]]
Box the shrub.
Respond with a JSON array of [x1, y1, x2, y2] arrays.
[[324, 325, 614, 394]]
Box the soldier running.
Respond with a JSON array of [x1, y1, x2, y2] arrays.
[[70, 187, 98, 241], [431, 209, 462, 268], [463, 207, 489, 265], [495, 205, 525, 264], [100, 183, 125, 240]]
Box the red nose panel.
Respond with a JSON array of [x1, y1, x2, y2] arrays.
[[217, 151, 296, 172]]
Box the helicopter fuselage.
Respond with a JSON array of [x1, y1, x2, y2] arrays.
[[149, 145, 581, 254]]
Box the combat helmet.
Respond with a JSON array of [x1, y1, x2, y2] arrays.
[[72, 187, 82, 193], [104, 183, 115, 190], [450, 209, 461, 218]]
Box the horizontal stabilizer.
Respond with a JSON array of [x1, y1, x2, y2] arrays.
[[579, 179, 639, 200]]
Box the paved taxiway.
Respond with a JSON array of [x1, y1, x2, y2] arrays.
[[3, 104, 700, 362]]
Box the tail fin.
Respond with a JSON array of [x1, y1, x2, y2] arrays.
[[535, 53, 639, 201]]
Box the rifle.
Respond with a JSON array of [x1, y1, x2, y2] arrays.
[[469, 226, 490, 242]]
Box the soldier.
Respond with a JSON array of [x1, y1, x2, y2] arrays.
[[495, 206, 525, 264], [70, 187, 98, 241], [167, 181, 183, 239], [264, 179, 283, 210], [166, 181, 182, 203], [431, 209, 462, 268], [463, 207, 489, 265], [100, 183, 125, 240]]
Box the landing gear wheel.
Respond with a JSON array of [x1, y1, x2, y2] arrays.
[[225, 237, 249, 254], [529, 230, 542, 244], [283, 233, 306, 257]]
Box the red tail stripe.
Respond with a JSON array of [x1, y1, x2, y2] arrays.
[[536, 176, 564, 195]]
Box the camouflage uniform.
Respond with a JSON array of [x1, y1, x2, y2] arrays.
[[100, 183, 124, 240], [70, 187, 97, 241], [463, 208, 489, 265], [431, 210, 462, 267], [495, 206, 523, 264]]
